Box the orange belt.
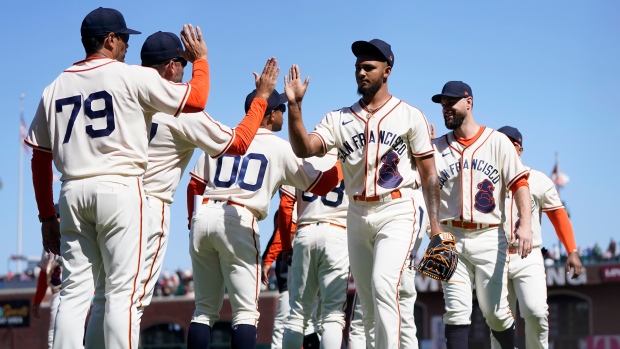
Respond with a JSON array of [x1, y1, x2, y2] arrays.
[[441, 220, 499, 230], [202, 197, 244, 208], [298, 222, 346, 230], [353, 190, 401, 202]]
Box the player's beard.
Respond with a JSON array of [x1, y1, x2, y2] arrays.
[[357, 79, 382, 97], [444, 109, 466, 130]]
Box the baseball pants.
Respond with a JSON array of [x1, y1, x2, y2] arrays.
[[490, 247, 548, 349], [190, 200, 261, 327], [348, 267, 419, 349], [55, 175, 147, 349], [86, 195, 171, 348], [347, 197, 421, 349], [46, 291, 60, 349], [282, 223, 350, 349], [440, 226, 514, 332], [272, 290, 290, 349]]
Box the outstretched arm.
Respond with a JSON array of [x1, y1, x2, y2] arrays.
[[415, 154, 442, 236], [285, 64, 324, 158], [546, 208, 582, 278]]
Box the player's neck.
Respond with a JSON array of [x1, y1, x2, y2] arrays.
[[453, 115, 480, 139], [87, 49, 114, 60], [360, 90, 391, 113]]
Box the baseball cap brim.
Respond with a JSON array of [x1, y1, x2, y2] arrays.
[[431, 93, 466, 103], [351, 41, 386, 61], [118, 28, 141, 34]]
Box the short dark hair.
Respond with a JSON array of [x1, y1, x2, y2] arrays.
[[81, 35, 106, 55]]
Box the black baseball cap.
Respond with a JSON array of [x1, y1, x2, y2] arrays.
[[431, 81, 473, 103], [497, 126, 523, 146], [351, 39, 394, 67], [244, 89, 287, 115], [141, 31, 183, 65], [80, 7, 141, 37]]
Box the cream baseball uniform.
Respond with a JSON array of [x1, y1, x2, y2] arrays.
[[349, 189, 428, 349], [282, 150, 350, 349], [310, 96, 433, 348], [86, 110, 238, 348], [26, 57, 194, 349], [432, 127, 528, 332], [490, 167, 563, 349], [188, 128, 335, 328]]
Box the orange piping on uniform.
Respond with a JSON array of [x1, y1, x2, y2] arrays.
[[129, 178, 144, 349], [373, 101, 401, 194], [251, 216, 260, 326], [138, 200, 166, 308], [468, 128, 493, 221]]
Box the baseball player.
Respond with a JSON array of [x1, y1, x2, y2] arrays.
[[279, 150, 350, 349], [348, 189, 428, 349], [185, 89, 341, 349], [84, 32, 280, 348], [25, 7, 210, 349], [283, 38, 442, 349], [262, 192, 296, 349], [490, 126, 582, 349], [430, 81, 533, 349], [33, 250, 62, 349]]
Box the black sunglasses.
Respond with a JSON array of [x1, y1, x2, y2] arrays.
[[275, 104, 286, 113], [167, 57, 188, 67], [114, 33, 129, 44]]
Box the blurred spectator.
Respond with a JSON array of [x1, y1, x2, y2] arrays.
[[593, 243, 603, 261], [607, 238, 617, 260]]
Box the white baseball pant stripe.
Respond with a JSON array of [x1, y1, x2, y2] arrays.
[[56, 175, 146, 349], [347, 197, 419, 349], [190, 201, 261, 327], [282, 224, 349, 349], [491, 247, 548, 349], [440, 226, 514, 331]]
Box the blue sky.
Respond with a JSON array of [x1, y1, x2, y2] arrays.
[[0, 1, 618, 275]]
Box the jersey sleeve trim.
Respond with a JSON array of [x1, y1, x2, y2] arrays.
[[212, 129, 236, 158], [506, 169, 530, 189], [304, 171, 324, 193], [279, 187, 296, 199], [411, 149, 435, 157], [309, 132, 328, 156], [173, 84, 191, 117], [541, 204, 564, 212], [24, 139, 52, 153], [189, 171, 207, 185]]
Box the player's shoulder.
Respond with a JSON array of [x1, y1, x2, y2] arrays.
[[431, 133, 451, 150], [398, 98, 425, 115], [528, 167, 553, 184]]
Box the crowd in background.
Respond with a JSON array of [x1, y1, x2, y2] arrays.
[[1, 238, 618, 288]]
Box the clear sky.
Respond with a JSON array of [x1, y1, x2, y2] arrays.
[[0, 0, 618, 275]]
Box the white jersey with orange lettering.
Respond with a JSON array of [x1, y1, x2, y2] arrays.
[[26, 57, 191, 181], [309, 96, 433, 348], [281, 150, 350, 349], [310, 96, 433, 197], [188, 128, 336, 329], [25, 56, 201, 349], [491, 167, 562, 349], [504, 167, 562, 248], [432, 127, 528, 333]]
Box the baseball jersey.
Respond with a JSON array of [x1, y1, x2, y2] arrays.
[[26, 57, 191, 181], [280, 151, 348, 228], [189, 128, 332, 220], [143, 111, 235, 203], [504, 167, 563, 247], [310, 96, 433, 197], [433, 127, 528, 224]]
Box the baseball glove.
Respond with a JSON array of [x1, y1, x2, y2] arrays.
[[414, 232, 458, 282]]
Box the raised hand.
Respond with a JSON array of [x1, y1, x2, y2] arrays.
[[284, 64, 310, 105], [179, 24, 208, 63], [253, 57, 280, 101]]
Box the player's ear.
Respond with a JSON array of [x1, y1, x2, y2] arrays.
[[384, 64, 391, 79]]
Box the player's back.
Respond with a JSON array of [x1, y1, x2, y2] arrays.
[[37, 57, 189, 180], [294, 151, 348, 227], [191, 128, 325, 220]]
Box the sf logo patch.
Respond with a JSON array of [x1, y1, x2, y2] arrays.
[[474, 179, 496, 213], [377, 150, 403, 189]]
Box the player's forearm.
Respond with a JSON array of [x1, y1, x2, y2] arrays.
[[182, 59, 210, 113], [288, 102, 322, 158], [278, 195, 296, 250], [31, 149, 56, 219], [227, 98, 268, 155], [186, 178, 206, 228], [33, 270, 48, 305], [546, 208, 578, 254], [514, 186, 532, 228], [417, 155, 442, 233]]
